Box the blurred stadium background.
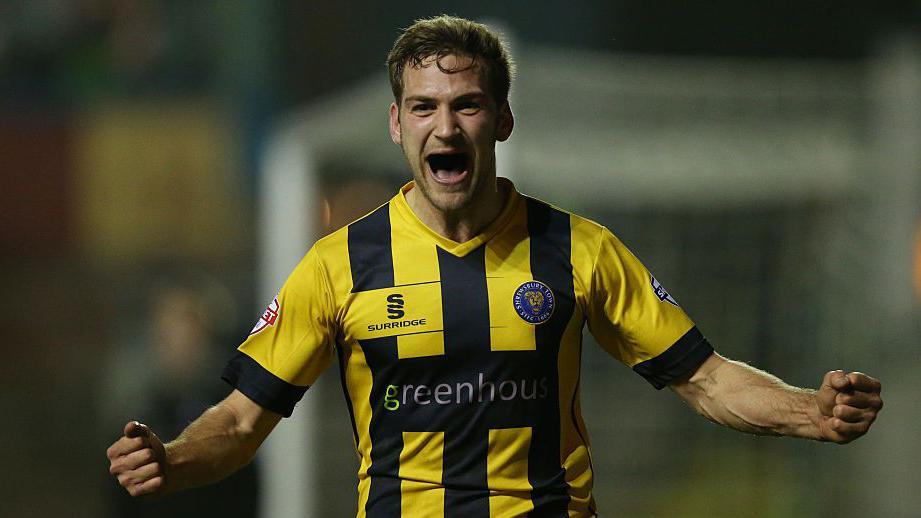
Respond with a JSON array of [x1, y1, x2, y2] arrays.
[[2, 1, 920, 517]]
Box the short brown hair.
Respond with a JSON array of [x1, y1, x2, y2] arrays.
[[387, 15, 515, 104]]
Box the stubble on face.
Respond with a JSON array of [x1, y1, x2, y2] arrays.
[[402, 135, 496, 216], [392, 54, 506, 225]]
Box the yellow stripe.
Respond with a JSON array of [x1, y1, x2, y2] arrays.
[[559, 310, 595, 514], [486, 202, 536, 351], [356, 474, 370, 518], [391, 203, 445, 359], [398, 331, 445, 359], [399, 431, 445, 518], [350, 339, 373, 515], [563, 215, 603, 515], [391, 203, 439, 285], [320, 228, 377, 514], [487, 427, 534, 516]]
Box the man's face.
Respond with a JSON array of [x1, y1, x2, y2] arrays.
[[389, 54, 513, 214]]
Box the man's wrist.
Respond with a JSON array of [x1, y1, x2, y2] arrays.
[[765, 386, 825, 440], [796, 388, 827, 441], [161, 440, 184, 494]]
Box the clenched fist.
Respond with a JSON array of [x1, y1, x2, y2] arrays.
[[815, 370, 883, 444], [106, 421, 168, 497]]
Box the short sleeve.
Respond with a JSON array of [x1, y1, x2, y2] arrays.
[[585, 227, 713, 389], [222, 246, 337, 416]]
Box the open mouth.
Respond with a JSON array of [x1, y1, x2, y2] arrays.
[[426, 152, 470, 185]]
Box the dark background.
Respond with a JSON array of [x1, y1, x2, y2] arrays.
[[1, 1, 919, 517]]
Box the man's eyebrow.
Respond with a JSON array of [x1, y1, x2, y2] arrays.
[[403, 92, 488, 104], [403, 95, 436, 104], [453, 92, 488, 102]]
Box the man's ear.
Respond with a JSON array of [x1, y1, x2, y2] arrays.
[[389, 102, 402, 146], [496, 101, 514, 142]]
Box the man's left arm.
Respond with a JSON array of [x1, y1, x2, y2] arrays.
[[669, 353, 883, 444]]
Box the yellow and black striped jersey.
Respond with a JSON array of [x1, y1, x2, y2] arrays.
[[222, 178, 713, 517]]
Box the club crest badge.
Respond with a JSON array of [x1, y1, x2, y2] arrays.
[[250, 297, 281, 335], [513, 281, 555, 324], [650, 275, 679, 306]]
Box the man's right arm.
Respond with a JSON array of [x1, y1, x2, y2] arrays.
[[106, 389, 281, 497]]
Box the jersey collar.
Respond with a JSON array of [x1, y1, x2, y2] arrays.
[[392, 177, 521, 257]]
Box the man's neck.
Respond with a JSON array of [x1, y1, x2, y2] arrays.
[[406, 180, 509, 243]]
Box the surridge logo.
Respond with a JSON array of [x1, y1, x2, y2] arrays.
[[386, 293, 405, 319], [382, 372, 549, 411], [368, 292, 427, 332]]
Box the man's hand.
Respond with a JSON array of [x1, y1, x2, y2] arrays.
[[103, 392, 281, 497], [815, 370, 883, 444], [107, 421, 168, 497]]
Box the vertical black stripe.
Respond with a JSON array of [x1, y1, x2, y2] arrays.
[[362, 336, 403, 518], [526, 197, 574, 516], [438, 246, 491, 518], [335, 343, 360, 449], [569, 333, 594, 477], [348, 204, 394, 292], [348, 204, 400, 517]]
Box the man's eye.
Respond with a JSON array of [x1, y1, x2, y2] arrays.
[[411, 104, 434, 113], [457, 103, 480, 114]]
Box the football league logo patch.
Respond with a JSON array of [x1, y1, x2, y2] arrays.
[[513, 281, 555, 324], [250, 297, 281, 335], [650, 275, 679, 306]]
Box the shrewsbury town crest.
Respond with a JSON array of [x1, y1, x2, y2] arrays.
[[513, 281, 555, 324]]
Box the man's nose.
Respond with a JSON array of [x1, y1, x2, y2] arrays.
[[433, 108, 460, 140]]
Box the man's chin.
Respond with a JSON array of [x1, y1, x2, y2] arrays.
[[417, 184, 473, 213], [428, 192, 473, 213]]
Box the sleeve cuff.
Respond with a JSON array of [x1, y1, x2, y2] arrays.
[[632, 326, 714, 389], [221, 351, 309, 417]]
